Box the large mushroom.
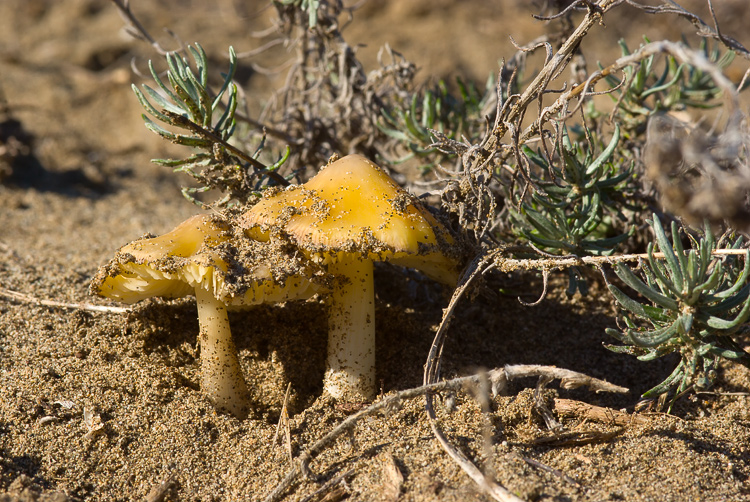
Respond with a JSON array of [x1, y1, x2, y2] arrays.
[[91, 214, 323, 418], [240, 154, 461, 401]]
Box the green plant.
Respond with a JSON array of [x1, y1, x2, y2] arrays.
[[505, 124, 638, 294], [509, 124, 635, 256], [378, 76, 496, 166], [601, 37, 734, 130], [133, 43, 290, 207], [606, 217, 750, 403]]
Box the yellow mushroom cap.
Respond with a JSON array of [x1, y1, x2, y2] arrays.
[[91, 214, 322, 306], [240, 154, 460, 285]]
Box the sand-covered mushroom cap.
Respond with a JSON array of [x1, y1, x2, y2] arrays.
[[239, 154, 461, 401], [241, 153, 460, 285], [92, 214, 320, 307], [91, 213, 325, 418], [91, 214, 229, 303]]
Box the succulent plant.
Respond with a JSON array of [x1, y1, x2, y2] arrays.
[[133, 44, 289, 207], [506, 124, 637, 294], [601, 38, 734, 130], [509, 124, 635, 255], [606, 217, 750, 402], [133, 44, 238, 153], [377, 76, 496, 166]]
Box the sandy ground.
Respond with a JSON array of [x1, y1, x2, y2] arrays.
[[1, 1, 750, 501]]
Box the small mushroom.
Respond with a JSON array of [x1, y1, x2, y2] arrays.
[[241, 154, 460, 401], [91, 214, 322, 418]]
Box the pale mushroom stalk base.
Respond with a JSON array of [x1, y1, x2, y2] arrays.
[[196, 287, 250, 418], [325, 257, 376, 401]]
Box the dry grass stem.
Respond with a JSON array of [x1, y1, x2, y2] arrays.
[[0, 286, 131, 314], [272, 382, 294, 465], [494, 249, 749, 274], [264, 365, 626, 502], [144, 475, 177, 502], [553, 398, 650, 426]]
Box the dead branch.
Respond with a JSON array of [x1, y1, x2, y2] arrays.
[[262, 363, 626, 502], [0, 286, 130, 314], [553, 398, 650, 426], [422, 251, 520, 502], [419, 248, 627, 502], [493, 249, 749, 274], [489, 0, 621, 148], [624, 0, 750, 60], [532, 40, 742, 142], [109, 0, 173, 55]]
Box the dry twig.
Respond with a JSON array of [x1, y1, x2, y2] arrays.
[[0, 286, 130, 314], [419, 245, 637, 501], [109, 0, 173, 55], [493, 249, 749, 274], [624, 0, 750, 60], [144, 475, 177, 502], [272, 383, 294, 465], [553, 398, 650, 426], [262, 363, 625, 502]]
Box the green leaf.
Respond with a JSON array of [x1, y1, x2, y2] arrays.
[[642, 363, 685, 398], [523, 208, 565, 241], [651, 217, 684, 292], [647, 243, 682, 298], [142, 116, 177, 140], [713, 250, 750, 299], [584, 124, 620, 177], [613, 263, 680, 311], [641, 64, 685, 98], [148, 59, 182, 107], [608, 284, 650, 319], [703, 283, 750, 315], [140, 85, 187, 116], [706, 341, 750, 364], [213, 47, 238, 110], [626, 317, 680, 347], [215, 83, 237, 135], [702, 293, 750, 330], [132, 85, 173, 123], [168, 72, 202, 122], [643, 304, 672, 323], [190, 43, 209, 87], [690, 263, 722, 298], [586, 230, 632, 250]]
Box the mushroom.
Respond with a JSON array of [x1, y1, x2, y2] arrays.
[[91, 214, 322, 418], [240, 154, 460, 401]]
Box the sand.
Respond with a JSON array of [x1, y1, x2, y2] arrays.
[[1, 1, 749, 500]]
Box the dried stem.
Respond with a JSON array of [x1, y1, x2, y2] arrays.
[[624, 0, 750, 60], [109, 0, 172, 55], [488, 0, 620, 149], [535, 40, 741, 138], [494, 249, 749, 274], [0, 286, 130, 314], [263, 364, 625, 502]]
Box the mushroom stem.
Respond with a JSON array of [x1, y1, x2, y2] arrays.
[[325, 257, 376, 401], [195, 287, 250, 418]]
